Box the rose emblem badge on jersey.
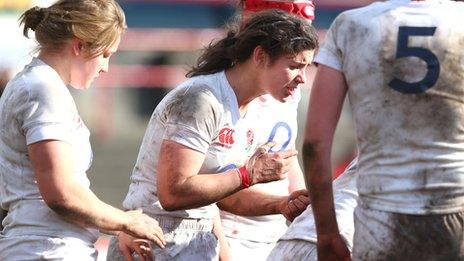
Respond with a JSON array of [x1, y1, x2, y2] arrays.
[[216, 127, 235, 148]]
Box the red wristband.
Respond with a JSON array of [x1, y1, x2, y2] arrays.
[[237, 166, 251, 188]]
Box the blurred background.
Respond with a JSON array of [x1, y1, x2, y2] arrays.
[[0, 0, 373, 256]]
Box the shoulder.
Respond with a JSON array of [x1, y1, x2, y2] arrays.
[[330, 1, 391, 32], [161, 77, 224, 120]]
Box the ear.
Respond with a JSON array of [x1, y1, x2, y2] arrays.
[[251, 45, 270, 68], [71, 38, 85, 56]]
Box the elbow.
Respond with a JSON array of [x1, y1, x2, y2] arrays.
[[46, 198, 74, 217], [158, 192, 183, 212]]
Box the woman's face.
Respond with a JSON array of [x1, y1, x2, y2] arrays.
[[70, 36, 121, 90], [262, 49, 314, 102]]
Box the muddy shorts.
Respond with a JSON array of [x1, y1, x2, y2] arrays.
[[106, 216, 218, 261], [353, 204, 464, 260], [267, 239, 317, 261]]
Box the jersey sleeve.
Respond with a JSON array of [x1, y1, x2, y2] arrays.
[[163, 86, 220, 154], [19, 81, 75, 145], [314, 14, 346, 71]]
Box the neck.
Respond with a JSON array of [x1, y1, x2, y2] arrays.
[[38, 50, 71, 85], [225, 62, 264, 116]]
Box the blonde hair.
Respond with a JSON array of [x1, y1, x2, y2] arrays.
[[19, 0, 126, 56]]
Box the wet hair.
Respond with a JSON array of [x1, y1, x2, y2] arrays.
[[187, 9, 318, 77], [19, 0, 126, 56]]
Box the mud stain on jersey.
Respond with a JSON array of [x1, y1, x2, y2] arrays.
[[163, 84, 220, 142]]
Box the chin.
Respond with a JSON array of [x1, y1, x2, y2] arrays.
[[69, 83, 90, 90]]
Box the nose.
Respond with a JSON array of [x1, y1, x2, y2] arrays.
[[101, 58, 109, 73], [295, 68, 307, 84]]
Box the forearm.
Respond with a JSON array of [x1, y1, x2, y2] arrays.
[[48, 185, 129, 232], [288, 156, 305, 192], [303, 141, 339, 235], [217, 187, 285, 216], [213, 211, 232, 261], [160, 168, 243, 211]]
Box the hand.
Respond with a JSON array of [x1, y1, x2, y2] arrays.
[[279, 189, 310, 221], [317, 233, 351, 261], [118, 232, 154, 261], [122, 209, 166, 249], [246, 141, 298, 185]]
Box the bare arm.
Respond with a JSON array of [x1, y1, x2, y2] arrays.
[[213, 210, 232, 261], [217, 186, 287, 216], [288, 155, 306, 192], [29, 140, 165, 247], [157, 140, 297, 211], [303, 65, 350, 260]]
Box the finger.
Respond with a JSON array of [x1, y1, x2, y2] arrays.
[[297, 194, 311, 205], [278, 149, 298, 159], [260, 141, 276, 152], [152, 235, 166, 249], [292, 197, 309, 212], [146, 230, 166, 248], [142, 242, 155, 261], [287, 200, 300, 216], [153, 226, 166, 245], [283, 207, 295, 222], [292, 189, 308, 197], [138, 245, 153, 261], [133, 240, 152, 261], [120, 244, 134, 261]]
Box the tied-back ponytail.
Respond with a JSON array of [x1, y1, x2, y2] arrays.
[[187, 10, 318, 77]]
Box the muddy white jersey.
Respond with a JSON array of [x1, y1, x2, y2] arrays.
[[315, 0, 464, 214], [279, 159, 358, 249], [0, 58, 97, 243], [123, 71, 255, 220], [220, 90, 300, 243]]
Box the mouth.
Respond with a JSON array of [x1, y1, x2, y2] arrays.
[[286, 86, 297, 96]]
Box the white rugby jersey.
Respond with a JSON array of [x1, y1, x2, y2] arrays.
[[279, 159, 358, 249], [0, 58, 98, 243], [220, 90, 300, 243], [315, 0, 464, 214], [123, 71, 255, 220]]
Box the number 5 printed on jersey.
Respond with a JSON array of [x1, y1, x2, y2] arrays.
[[389, 26, 440, 94]]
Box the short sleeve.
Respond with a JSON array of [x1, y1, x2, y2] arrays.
[[19, 82, 75, 145], [314, 14, 345, 71], [163, 86, 220, 154]]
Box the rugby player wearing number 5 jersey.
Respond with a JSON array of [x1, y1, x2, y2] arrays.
[[305, 0, 464, 260]]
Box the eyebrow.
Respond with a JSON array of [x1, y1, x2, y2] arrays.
[[293, 60, 311, 66]]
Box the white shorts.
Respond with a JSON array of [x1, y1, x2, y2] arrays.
[[0, 235, 97, 260], [353, 204, 464, 260], [226, 236, 276, 260], [267, 239, 317, 261], [106, 215, 218, 261]]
